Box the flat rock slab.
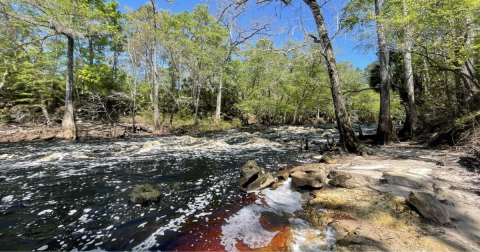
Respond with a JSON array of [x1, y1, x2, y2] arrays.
[[407, 191, 450, 225], [290, 163, 326, 174], [328, 170, 367, 189], [383, 172, 450, 191], [369, 184, 414, 198]]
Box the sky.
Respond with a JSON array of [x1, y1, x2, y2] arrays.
[[116, 0, 377, 70]]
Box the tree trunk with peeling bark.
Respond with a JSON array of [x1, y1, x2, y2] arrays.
[[303, 0, 359, 152], [56, 36, 77, 140], [375, 0, 398, 145]]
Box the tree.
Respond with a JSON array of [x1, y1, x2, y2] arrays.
[[150, 0, 162, 132], [233, 0, 359, 151], [0, 0, 123, 140], [214, 0, 272, 123], [374, 0, 398, 144]]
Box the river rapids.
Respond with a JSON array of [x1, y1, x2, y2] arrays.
[[0, 125, 344, 251]]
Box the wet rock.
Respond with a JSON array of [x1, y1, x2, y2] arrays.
[[239, 160, 261, 188], [383, 172, 450, 191], [291, 171, 325, 189], [245, 172, 275, 192], [406, 191, 450, 225], [129, 184, 161, 204], [274, 169, 290, 181], [328, 170, 367, 189]]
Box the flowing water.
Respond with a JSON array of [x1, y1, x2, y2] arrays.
[[0, 125, 341, 251]]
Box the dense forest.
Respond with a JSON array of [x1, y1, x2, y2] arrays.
[[0, 0, 478, 151]]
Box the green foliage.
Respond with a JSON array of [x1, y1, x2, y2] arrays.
[[1, 108, 11, 123]]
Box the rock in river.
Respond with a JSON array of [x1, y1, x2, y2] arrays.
[[239, 160, 274, 192], [239, 160, 261, 188], [245, 172, 275, 192], [129, 184, 161, 204], [290, 163, 326, 190]]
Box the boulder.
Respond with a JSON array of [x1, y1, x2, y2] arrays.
[[291, 163, 326, 174], [328, 170, 367, 189], [406, 191, 450, 225], [383, 172, 450, 191], [245, 172, 275, 192], [291, 171, 325, 189], [239, 160, 261, 188], [129, 184, 161, 204], [274, 169, 290, 181]]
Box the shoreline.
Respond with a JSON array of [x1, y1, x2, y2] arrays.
[[2, 122, 479, 251], [291, 142, 480, 251]]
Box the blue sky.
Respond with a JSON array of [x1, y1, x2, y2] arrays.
[[116, 0, 377, 70]]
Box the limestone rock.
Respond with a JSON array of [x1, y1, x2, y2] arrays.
[[328, 170, 367, 189], [406, 191, 450, 225], [290, 163, 326, 174], [383, 172, 450, 191], [129, 184, 161, 204], [239, 160, 261, 188], [245, 172, 275, 192], [291, 171, 325, 189], [274, 169, 290, 181]]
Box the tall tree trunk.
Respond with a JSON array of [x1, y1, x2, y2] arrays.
[[375, 0, 398, 144], [194, 79, 202, 127], [169, 103, 177, 126], [57, 36, 77, 140], [303, 0, 359, 152], [399, 41, 417, 137], [214, 68, 224, 123], [461, 15, 479, 102], [151, 0, 161, 131]]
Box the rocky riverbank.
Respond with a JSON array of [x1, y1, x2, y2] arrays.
[[0, 121, 159, 142], [286, 142, 480, 251]]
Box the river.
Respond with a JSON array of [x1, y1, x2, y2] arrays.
[[0, 125, 341, 251]]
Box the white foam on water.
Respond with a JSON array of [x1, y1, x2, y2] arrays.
[[289, 218, 336, 252], [220, 205, 278, 252], [2, 195, 14, 203], [38, 209, 53, 216], [79, 214, 90, 223], [261, 178, 304, 214], [132, 215, 187, 251], [37, 245, 48, 250]]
